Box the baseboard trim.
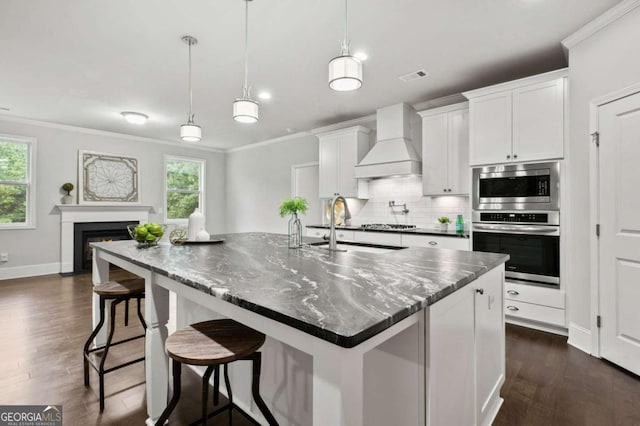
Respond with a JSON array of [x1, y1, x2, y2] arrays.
[[0, 262, 61, 280], [506, 316, 568, 336], [568, 322, 592, 355]]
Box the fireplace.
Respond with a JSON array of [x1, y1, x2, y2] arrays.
[[73, 221, 138, 274]]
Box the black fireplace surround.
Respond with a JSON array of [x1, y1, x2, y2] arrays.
[[73, 221, 138, 274]]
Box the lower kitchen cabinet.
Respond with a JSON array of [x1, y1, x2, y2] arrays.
[[426, 265, 505, 426], [353, 230, 402, 246], [402, 234, 470, 250], [306, 227, 355, 241], [504, 281, 566, 329]]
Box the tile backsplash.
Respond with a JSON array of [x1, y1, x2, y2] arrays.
[[343, 176, 470, 229]]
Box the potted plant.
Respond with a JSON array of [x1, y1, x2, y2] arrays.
[[61, 182, 74, 204], [437, 216, 451, 231], [279, 197, 309, 248]]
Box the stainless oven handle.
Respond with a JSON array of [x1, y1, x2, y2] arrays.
[[472, 224, 559, 235]]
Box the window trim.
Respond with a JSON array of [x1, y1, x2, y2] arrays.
[[163, 155, 205, 224], [0, 134, 36, 230]]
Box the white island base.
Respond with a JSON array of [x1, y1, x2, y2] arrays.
[[172, 266, 505, 426]]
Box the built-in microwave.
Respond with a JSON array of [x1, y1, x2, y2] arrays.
[[472, 162, 560, 211]]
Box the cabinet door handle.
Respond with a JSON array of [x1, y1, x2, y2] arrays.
[[428, 241, 438, 246], [513, 154, 518, 159], [507, 290, 519, 296], [506, 154, 511, 159], [506, 306, 519, 311], [476, 288, 484, 295], [443, 188, 447, 192]]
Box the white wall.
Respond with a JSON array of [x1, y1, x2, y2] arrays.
[[348, 176, 470, 229], [566, 5, 640, 343], [225, 134, 319, 233], [0, 118, 225, 278]]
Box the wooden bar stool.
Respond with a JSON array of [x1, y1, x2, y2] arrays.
[[83, 278, 147, 411], [155, 319, 279, 426]]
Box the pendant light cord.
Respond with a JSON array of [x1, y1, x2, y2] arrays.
[[243, 0, 250, 99], [340, 0, 350, 55], [188, 39, 194, 123]]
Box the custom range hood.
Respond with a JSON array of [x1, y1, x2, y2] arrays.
[[354, 103, 421, 179]]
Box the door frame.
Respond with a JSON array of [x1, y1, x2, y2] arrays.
[[290, 162, 319, 197], [588, 81, 640, 357]]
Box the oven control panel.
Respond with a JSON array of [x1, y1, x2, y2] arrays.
[[480, 212, 548, 223]]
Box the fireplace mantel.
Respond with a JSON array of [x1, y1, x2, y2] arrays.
[[56, 204, 154, 273]]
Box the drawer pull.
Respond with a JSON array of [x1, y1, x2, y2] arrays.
[[506, 306, 519, 311], [476, 288, 484, 295], [428, 241, 438, 246], [338, 233, 344, 238], [507, 290, 519, 296]]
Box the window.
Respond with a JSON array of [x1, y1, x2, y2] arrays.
[[165, 156, 205, 222], [0, 135, 36, 229]]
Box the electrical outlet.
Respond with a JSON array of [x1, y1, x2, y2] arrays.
[[0, 253, 8, 262]]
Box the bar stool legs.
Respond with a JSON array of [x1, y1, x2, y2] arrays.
[[83, 293, 146, 411], [155, 354, 278, 426]]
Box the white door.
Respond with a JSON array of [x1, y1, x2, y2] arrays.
[[422, 113, 449, 195], [318, 135, 339, 198], [598, 91, 640, 376], [292, 163, 321, 235], [469, 90, 512, 166], [448, 108, 470, 195], [512, 78, 565, 163]]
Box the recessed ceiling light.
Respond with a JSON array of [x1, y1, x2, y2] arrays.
[[121, 111, 149, 125], [257, 91, 272, 100], [353, 51, 368, 61]]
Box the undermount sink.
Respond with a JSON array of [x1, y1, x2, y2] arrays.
[[309, 241, 407, 254]]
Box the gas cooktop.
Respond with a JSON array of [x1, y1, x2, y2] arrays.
[[359, 224, 417, 231]]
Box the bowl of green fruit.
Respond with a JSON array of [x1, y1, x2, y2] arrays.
[[127, 223, 167, 247]]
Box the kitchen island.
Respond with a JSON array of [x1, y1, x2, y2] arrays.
[[91, 232, 508, 426]]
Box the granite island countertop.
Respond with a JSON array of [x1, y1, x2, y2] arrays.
[[92, 233, 506, 348]]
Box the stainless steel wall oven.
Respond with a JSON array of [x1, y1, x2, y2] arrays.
[[472, 211, 560, 286]]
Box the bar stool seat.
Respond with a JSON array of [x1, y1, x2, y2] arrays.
[[156, 319, 279, 426], [83, 278, 147, 411]]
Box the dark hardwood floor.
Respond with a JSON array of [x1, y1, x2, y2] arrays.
[[1, 273, 639, 425]]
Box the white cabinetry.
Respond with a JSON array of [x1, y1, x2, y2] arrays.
[[464, 69, 567, 166], [401, 234, 469, 251], [504, 281, 566, 329], [353, 230, 402, 246], [317, 126, 370, 199], [427, 265, 505, 426], [419, 102, 470, 196]]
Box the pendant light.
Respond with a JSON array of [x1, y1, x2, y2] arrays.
[[233, 0, 259, 123], [180, 35, 202, 142], [328, 0, 362, 91]]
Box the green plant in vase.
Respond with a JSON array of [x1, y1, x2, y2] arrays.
[[437, 216, 451, 231], [61, 182, 74, 204], [279, 197, 308, 248]]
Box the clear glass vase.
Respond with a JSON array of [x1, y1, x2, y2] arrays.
[[288, 213, 302, 249]]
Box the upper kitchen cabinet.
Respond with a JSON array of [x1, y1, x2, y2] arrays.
[[464, 69, 567, 166], [419, 102, 470, 196], [317, 126, 370, 199]]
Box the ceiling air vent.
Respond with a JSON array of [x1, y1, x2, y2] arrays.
[[399, 69, 429, 82]]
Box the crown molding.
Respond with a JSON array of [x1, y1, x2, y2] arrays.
[[413, 93, 467, 112], [562, 0, 640, 53], [0, 114, 225, 153], [225, 130, 314, 153]]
